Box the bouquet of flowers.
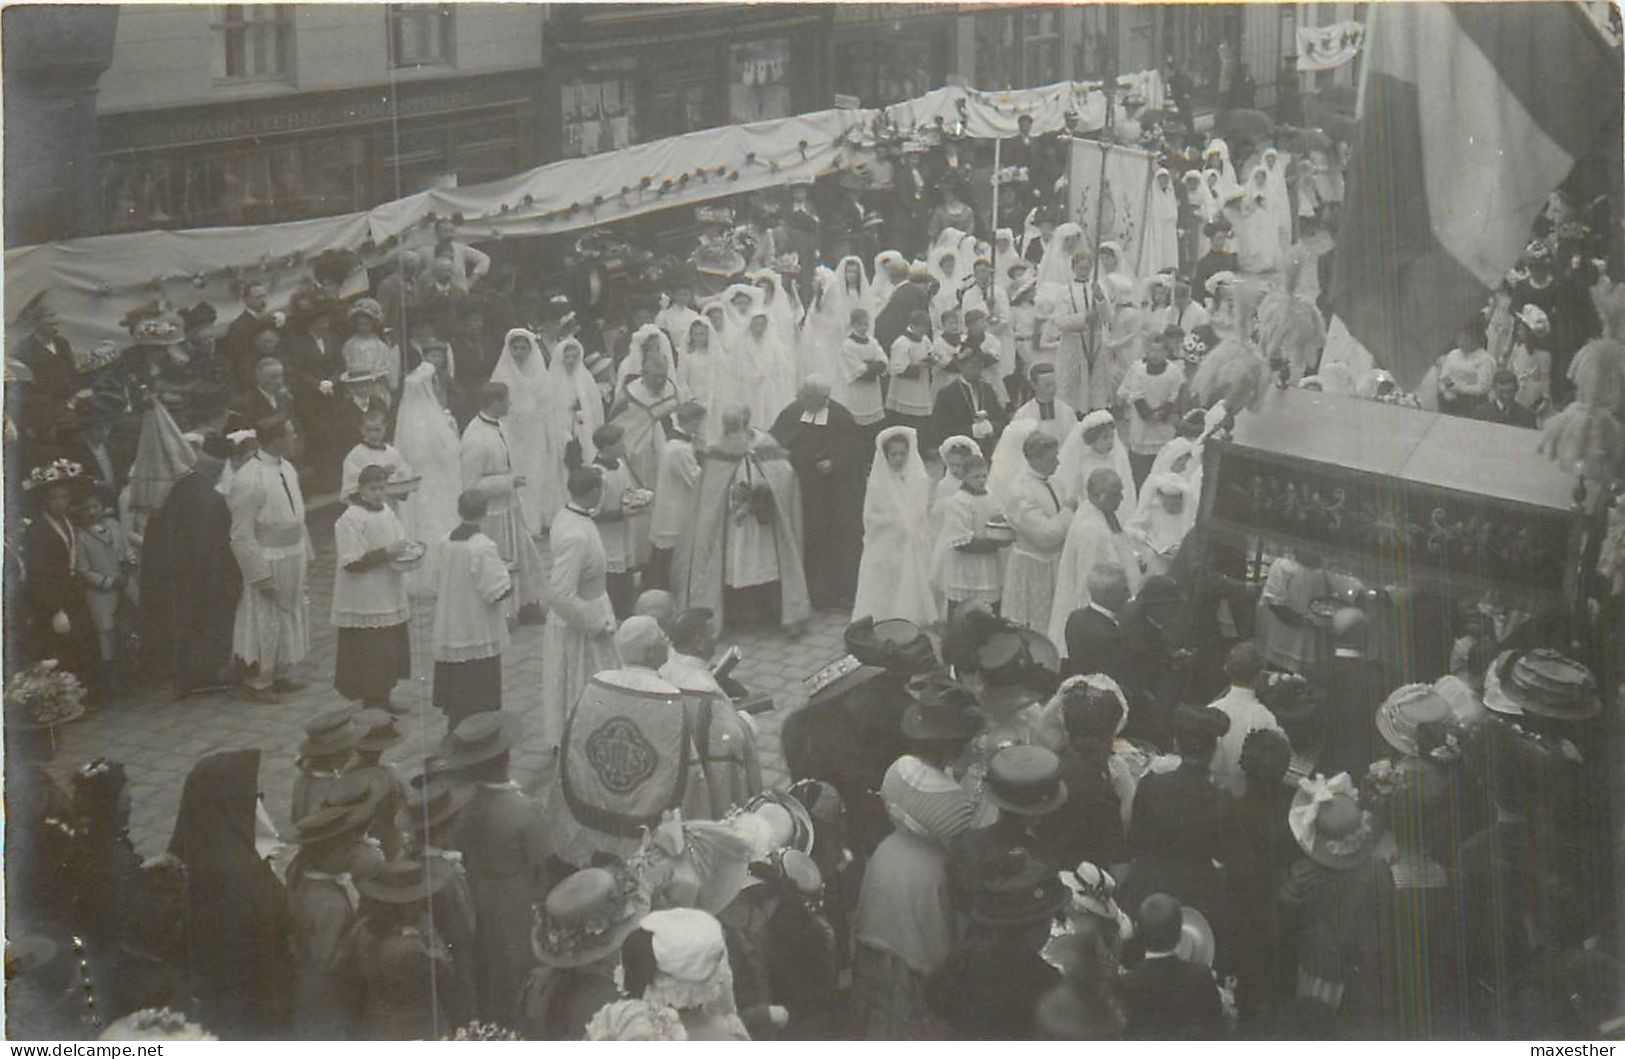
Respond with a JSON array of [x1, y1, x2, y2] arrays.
[[5, 659, 87, 729], [446, 1022, 523, 1041]]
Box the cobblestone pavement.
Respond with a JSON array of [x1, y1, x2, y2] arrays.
[[42, 506, 850, 857]]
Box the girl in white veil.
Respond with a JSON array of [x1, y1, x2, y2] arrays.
[[1036, 221, 1086, 289], [1203, 137, 1239, 190], [676, 315, 724, 436], [1142, 167, 1181, 277], [933, 227, 977, 287], [1126, 472, 1195, 578], [722, 287, 796, 427], [803, 256, 869, 383], [1055, 409, 1137, 516], [869, 250, 906, 316], [615, 325, 679, 404], [546, 336, 605, 469], [747, 269, 803, 375], [1231, 165, 1282, 273], [1260, 146, 1295, 253], [489, 327, 559, 533], [987, 416, 1039, 516], [394, 358, 461, 596], [852, 425, 937, 626], [928, 243, 965, 330]]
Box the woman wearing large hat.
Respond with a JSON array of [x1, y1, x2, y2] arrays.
[[352, 857, 458, 1039], [519, 863, 650, 1041], [924, 850, 1067, 1039], [1278, 772, 1383, 1021], [850, 674, 983, 1039], [21, 458, 99, 692]]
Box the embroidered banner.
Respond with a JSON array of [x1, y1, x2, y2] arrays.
[[1296, 21, 1365, 72]]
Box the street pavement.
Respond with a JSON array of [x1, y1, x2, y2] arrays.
[[42, 506, 850, 857]]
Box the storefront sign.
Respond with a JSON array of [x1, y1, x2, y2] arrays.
[[100, 75, 530, 153], [1296, 21, 1364, 73], [835, 3, 952, 23]]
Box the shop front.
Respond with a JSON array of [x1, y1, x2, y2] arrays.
[[95, 71, 542, 234], [545, 4, 831, 162], [831, 4, 954, 109]]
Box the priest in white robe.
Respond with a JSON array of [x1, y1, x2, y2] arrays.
[[1011, 362, 1078, 445], [1000, 429, 1075, 633], [227, 414, 311, 700], [459, 382, 545, 620]]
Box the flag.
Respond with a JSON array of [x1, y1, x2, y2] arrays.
[[1331, 3, 1622, 389]]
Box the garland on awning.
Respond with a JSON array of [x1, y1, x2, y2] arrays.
[[6, 69, 1164, 347]]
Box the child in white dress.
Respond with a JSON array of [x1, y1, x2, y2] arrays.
[[853, 426, 937, 626]]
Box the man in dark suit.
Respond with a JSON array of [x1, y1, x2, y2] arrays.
[[1063, 562, 1132, 684], [11, 296, 80, 437], [930, 347, 1006, 459], [228, 355, 301, 436], [222, 280, 278, 390], [1304, 607, 1389, 779], [1120, 893, 1224, 1039], [54, 393, 134, 499], [1477, 368, 1538, 429]]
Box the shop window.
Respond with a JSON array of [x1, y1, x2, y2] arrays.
[[562, 60, 638, 159], [1021, 10, 1062, 85], [974, 13, 1019, 90], [834, 34, 940, 107], [977, 9, 1061, 90], [100, 136, 369, 232], [729, 38, 791, 123], [389, 4, 455, 68], [212, 4, 292, 83]]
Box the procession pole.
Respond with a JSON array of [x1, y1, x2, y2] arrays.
[[991, 132, 1001, 284]]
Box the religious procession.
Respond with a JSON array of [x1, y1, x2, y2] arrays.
[[4, 0, 1625, 1044]]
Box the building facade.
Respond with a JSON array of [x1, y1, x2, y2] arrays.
[[87, 4, 546, 237], [541, 4, 833, 161]]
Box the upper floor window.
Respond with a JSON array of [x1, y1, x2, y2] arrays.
[[212, 4, 292, 82], [389, 4, 455, 68]]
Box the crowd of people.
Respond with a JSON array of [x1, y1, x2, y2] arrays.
[[4, 90, 1621, 1041]]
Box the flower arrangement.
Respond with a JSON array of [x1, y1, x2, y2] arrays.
[[23, 458, 85, 493], [446, 1021, 523, 1041], [5, 659, 88, 729]]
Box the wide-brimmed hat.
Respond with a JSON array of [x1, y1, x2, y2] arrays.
[[1289, 773, 1374, 869], [353, 708, 404, 753], [355, 857, 454, 904], [1175, 906, 1216, 969], [901, 674, 985, 741], [844, 615, 937, 673], [532, 864, 651, 968], [400, 776, 474, 834], [1482, 648, 1600, 722], [1375, 684, 1452, 757], [985, 745, 1067, 817], [803, 654, 887, 706], [1059, 861, 1132, 939], [318, 770, 388, 823], [125, 306, 187, 346], [978, 628, 1060, 683], [1432, 674, 1489, 727], [729, 790, 817, 861], [347, 297, 384, 326], [298, 707, 362, 759], [437, 712, 524, 771], [970, 851, 1070, 926]]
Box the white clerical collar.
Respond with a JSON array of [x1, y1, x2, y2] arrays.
[[478, 412, 502, 426], [799, 405, 829, 426], [1333, 648, 1364, 659]]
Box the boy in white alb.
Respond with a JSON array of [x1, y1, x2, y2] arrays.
[[838, 308, 887, 447], [591, 422, 638, 619], [341, 406, 413, 501], [886, 310, 938, 435], [1116, 328, 1184, 488]]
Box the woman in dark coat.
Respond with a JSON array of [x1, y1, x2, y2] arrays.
[[167, 749, 294, 1038], [138, 451, 240, 696], [1119, 705, 1230, 924]]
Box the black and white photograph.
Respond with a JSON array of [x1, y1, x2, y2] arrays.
[[3, 0, 1623, 1042]]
